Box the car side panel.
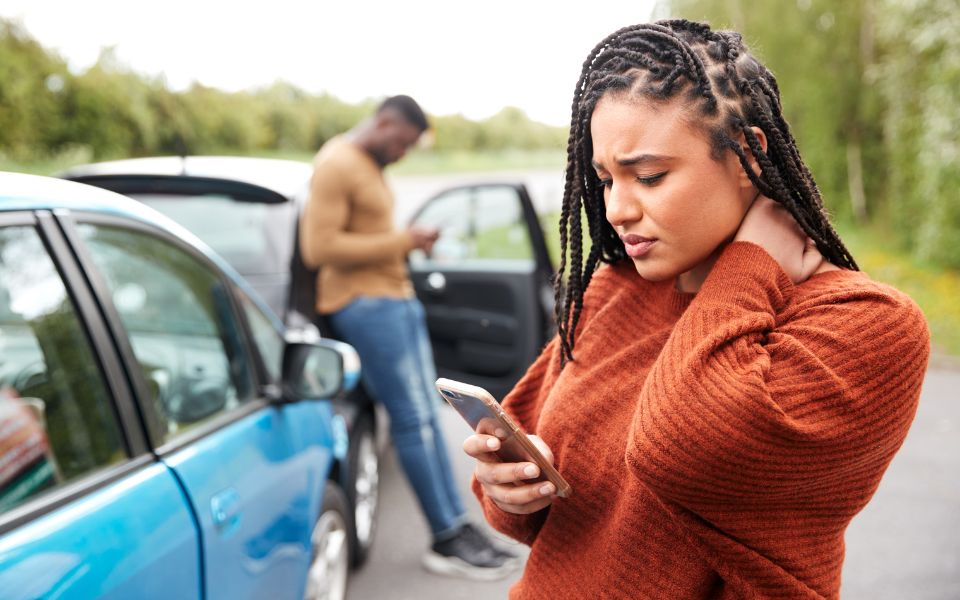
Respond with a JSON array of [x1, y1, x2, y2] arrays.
[[162, 401, 335, 600], [0, 463, 200, 600]]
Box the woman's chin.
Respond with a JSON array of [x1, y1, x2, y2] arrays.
[[629, 260, 676, 282]]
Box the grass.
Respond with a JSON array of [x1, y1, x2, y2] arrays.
[[836, 223, 960, 362], [0, 146, 96, 175]]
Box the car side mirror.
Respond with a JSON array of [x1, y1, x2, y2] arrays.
[[279, 338, 360, 402]]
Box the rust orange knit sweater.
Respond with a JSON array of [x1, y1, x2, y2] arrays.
[[473, 242, 929, 599]]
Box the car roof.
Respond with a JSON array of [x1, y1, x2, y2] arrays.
[[0, 170, 283, 329], [58, 156, 314, 201], [1, 170, 169, 221]]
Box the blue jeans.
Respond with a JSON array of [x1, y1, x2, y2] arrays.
[[329, 296, 467, 541]]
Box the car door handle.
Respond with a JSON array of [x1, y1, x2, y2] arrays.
[[426, 272, 446, 294], [211, 488, 241, 532]]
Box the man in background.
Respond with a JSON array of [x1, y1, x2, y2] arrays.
[[299, 95, 517, 580]]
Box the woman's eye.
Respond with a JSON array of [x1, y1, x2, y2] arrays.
[[598, 178, 612, 188], [637, 172, 667, 185]]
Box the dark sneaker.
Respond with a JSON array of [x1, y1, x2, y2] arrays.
[[459, 522, 519, 563], [422, 525, 519, 581]]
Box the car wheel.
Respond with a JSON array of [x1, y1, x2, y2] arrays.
[[304, 482, 350, 600], [346, 413, 379, 568]]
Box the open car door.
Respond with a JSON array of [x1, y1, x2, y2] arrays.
[[408, 183, 555, 401]]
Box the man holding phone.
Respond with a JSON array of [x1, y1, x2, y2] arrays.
[[299, 95, 517, 580]]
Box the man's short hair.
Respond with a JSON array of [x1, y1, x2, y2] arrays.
[[377, 95, 429, 131]]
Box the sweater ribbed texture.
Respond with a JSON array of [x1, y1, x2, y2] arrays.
[[472, 242, 929, 599]]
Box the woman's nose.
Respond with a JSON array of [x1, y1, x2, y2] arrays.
[[605, 184, 642, 227]]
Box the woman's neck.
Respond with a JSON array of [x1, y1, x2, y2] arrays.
[[675, 248, 723, 293]]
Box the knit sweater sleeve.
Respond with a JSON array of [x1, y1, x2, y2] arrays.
[[626, 241, 929, 517], [470, 336, 561, 545]]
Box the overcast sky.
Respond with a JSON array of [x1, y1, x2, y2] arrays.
[[2, 1, 660, 126]]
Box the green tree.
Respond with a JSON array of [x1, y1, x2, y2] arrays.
[[659, 0, 960, 267], [663, 0, 885, 224], [875, 0, 960, 267], [59, 48, 161, 159], [0, 19, 72, 159], [1, 19, 567, 176]]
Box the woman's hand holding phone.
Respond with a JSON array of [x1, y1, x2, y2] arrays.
[[464, 426, 558, 515]]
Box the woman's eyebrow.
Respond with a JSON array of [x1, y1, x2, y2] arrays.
[[591, 153, 671, 169]]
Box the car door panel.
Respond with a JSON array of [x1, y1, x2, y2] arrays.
[[67, 217, 336, 600], [0, 214, 199, 599], [160, 401, 335, 600], [411, 266, 543, 394], [408, 184, 554, 401], [0, 463, 200, 600]]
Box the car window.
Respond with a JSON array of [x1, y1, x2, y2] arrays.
[[76, 224, 256, 445], [237, 292, 283, 383], [409, 186, 534, 266], [0, 226, 125, 514], [128, 194, 295, 277]]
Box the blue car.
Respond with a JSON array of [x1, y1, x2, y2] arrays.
[[0, 171, 361, 599]]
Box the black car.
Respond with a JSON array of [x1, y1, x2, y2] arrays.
[[61, 156, 557, 564]]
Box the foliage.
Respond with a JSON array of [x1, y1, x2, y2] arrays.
[[875, 0, 960, 267], [0, 19, 565, 170], [658, 0, 960, 268], [0, 20, 71, 160]]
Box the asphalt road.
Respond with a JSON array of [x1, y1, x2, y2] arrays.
[[347, 368, 960, 599]]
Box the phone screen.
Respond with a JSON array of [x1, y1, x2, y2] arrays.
[[437, 387, 535, 466]]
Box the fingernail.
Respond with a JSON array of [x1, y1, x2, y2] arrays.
[[495, 428, 507, 438], [539, 484, 554, 496], [486, 438, 499, 449], [523, 464, 537, 477]]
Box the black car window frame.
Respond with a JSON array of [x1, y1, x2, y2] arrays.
[[57, 211, 272, 457], [0, 210, 153, 536]]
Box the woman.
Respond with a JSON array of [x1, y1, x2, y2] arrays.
[[463, 20, 929, 599]]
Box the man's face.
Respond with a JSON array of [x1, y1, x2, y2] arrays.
[[370, 112, 423, 166]]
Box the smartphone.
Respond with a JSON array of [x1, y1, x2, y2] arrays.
[[435, 377, 572, 498]]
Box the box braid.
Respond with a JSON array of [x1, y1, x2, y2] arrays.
[[555, 19, 858, 366]]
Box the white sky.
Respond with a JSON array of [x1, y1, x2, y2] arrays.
[[1, 0, 659, 126]]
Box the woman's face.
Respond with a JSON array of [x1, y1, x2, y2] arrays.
[[590, 95, 757, 291]]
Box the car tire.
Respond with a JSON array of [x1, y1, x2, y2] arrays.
[[346, 412, 379, 568], [304, 482, 350, 600]]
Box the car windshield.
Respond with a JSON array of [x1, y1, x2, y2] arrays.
[[129, 194, 295, 276]]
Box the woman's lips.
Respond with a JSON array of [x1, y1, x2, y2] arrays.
[[620, 234, 657, 258]]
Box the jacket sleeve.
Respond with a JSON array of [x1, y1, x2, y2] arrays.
[[299, 160, 413, 269], [470, 336, 561, 545], [626, 241, 929, 516]]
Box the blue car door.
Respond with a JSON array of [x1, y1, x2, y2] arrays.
[[0, 213, 200, 599], [70, 217, 337, 600]]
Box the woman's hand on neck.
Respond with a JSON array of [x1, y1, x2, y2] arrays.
[[675, 195, 837, 293], [734, 195, 828, 284]]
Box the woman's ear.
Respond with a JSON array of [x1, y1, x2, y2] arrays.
[[737, 126, 768, 184]]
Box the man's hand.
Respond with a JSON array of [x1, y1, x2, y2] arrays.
[[734, 195, 825, 284], [408, 226, 440, 254]]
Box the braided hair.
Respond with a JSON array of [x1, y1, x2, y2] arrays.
[[555, 19, 857, 366]]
